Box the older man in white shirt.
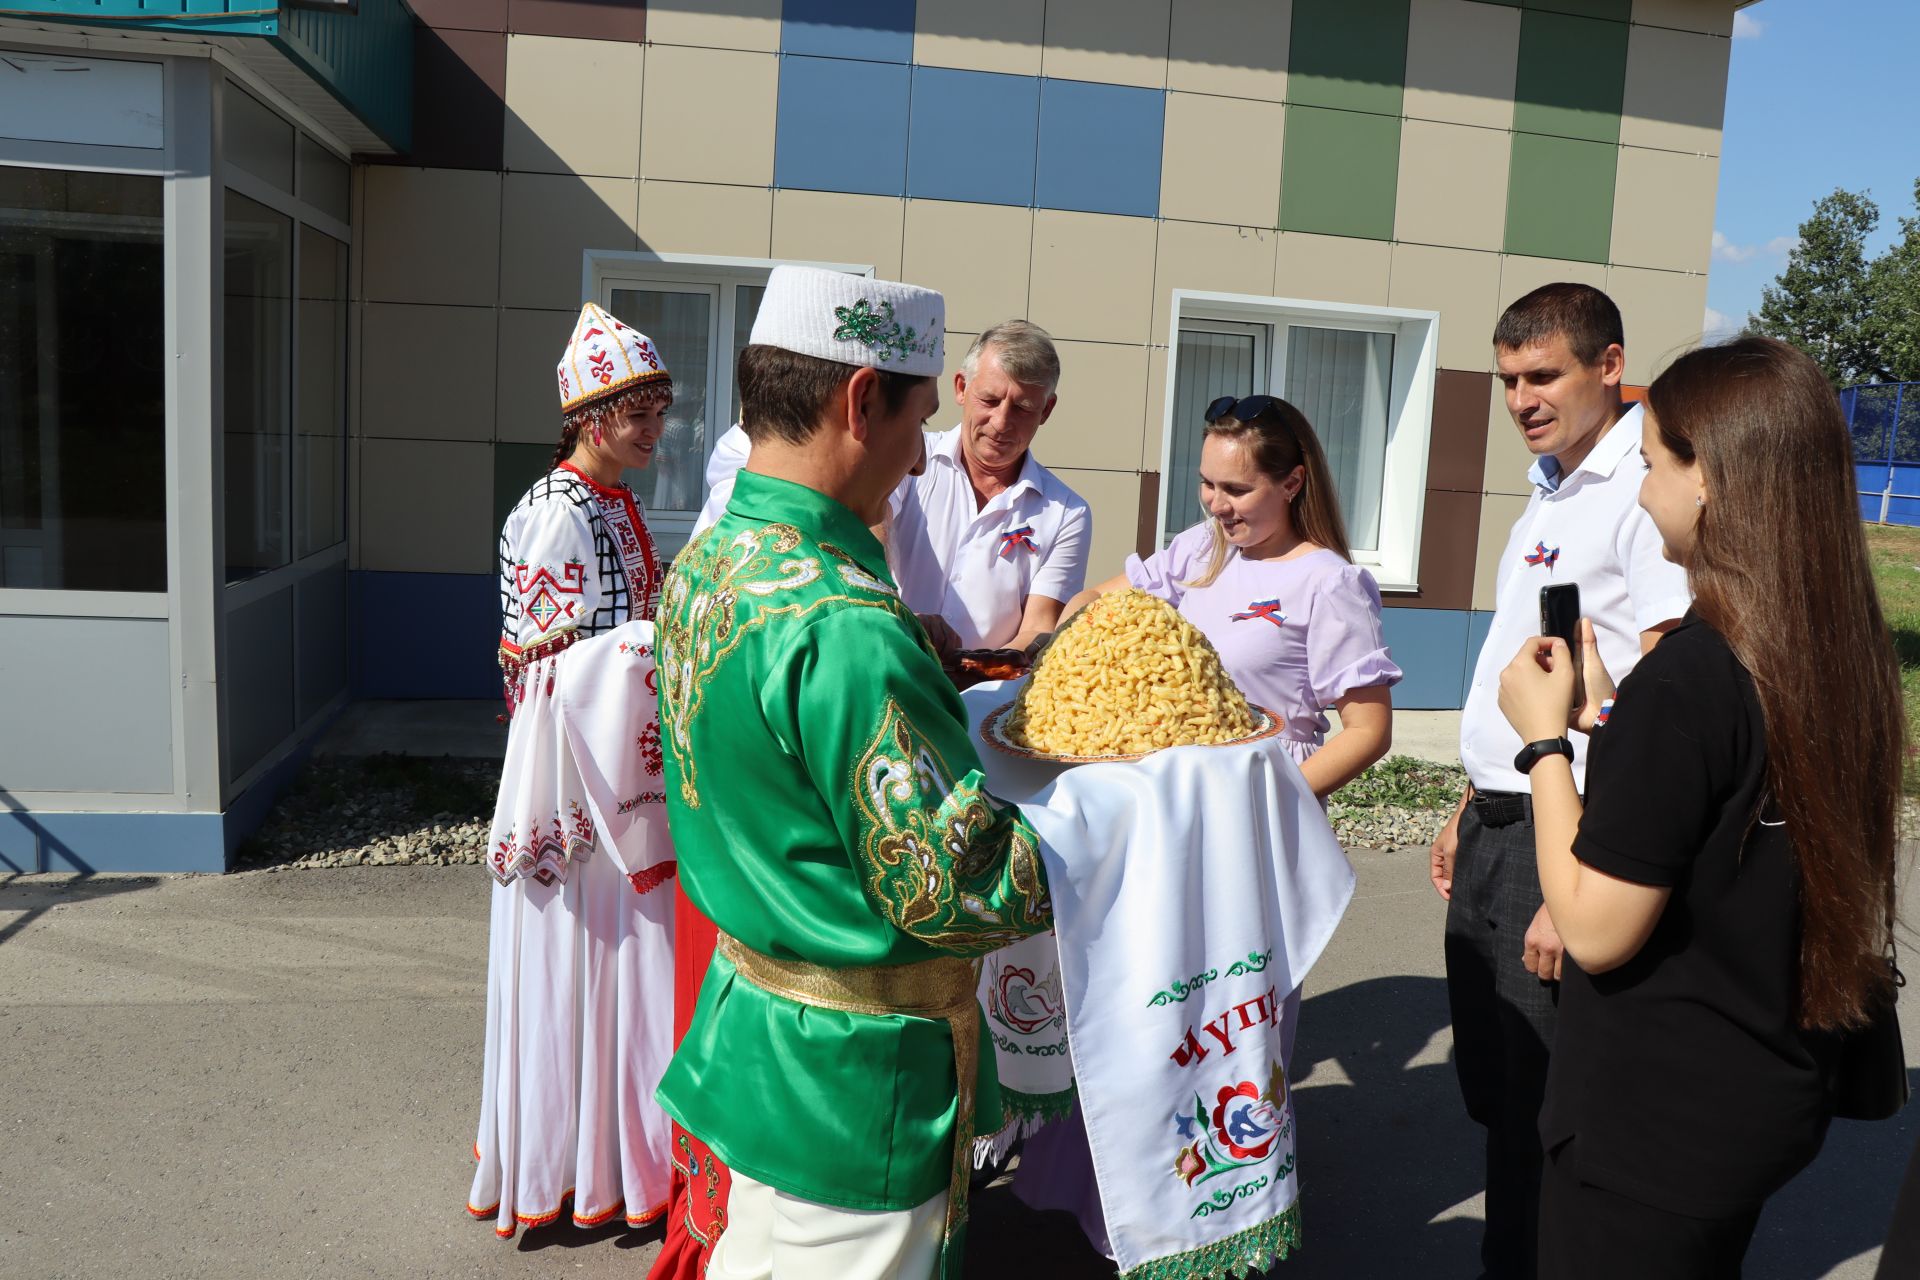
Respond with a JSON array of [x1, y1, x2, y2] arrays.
[[1432, 283, 1691, 1280], [695, 320, 1090, 655]]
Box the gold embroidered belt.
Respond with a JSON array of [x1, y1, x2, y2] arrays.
[[715, 932, 980, 1252]]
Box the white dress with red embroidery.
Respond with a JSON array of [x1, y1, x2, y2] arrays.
[[470, 463, 675, 1239]]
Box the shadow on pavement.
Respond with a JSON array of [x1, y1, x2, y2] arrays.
[[0, 872, 165, 948], [513, 1215, 666, 1254]]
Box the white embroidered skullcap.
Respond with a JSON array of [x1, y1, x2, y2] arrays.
[[747, 265, 944, 378], [557, 302, 671, 413]]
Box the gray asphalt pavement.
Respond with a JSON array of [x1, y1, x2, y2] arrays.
[[1, 848, 1912, 1279]]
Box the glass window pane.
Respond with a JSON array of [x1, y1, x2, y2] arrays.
[[1284, 326, 1393, 552], [1165, 328, 1258, 547], [610, 287, 713, 514], [729, 283, 766, 428], [298, 134, 351, 225], [295, 225, 347, 558], [225, 188, 294, 582], [224, 84, 294, 194], [0, 167, 167, 591]]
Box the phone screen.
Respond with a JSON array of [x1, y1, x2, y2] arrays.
[[1540, 584, 1585, 711]]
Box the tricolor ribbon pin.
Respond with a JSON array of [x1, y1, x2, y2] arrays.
[[998, 525, 1037, 559], [1524, 541, 1560, 569], [1230, 598, 1288, 627]]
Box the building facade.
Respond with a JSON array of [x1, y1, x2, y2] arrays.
[[0, 0, 1743, 870]]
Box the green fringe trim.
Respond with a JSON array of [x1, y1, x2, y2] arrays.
[[997, 1083, 1078, 1127], [1117, 1202, 1303, 1280]]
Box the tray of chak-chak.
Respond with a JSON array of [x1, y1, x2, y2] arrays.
[[978, 589, 1285, 765]]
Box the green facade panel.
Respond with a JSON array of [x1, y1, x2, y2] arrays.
[[1504, 132, 1618, 264], [1523, 0, 1633, 19], [1513, 10, 1630, 144], [1280, 105, 1401, 242], [1287, 0, 1411, 118]]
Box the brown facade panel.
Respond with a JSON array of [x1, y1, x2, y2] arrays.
[[408, 0, 508, 30], [1390, 487, 1482, 613], [1427, 368, 1493, 494], [404, 27, 507, 171], [1135, 470, 1161, 559], [508, 0, 647, 43]]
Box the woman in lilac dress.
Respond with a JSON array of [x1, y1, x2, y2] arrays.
[[1070, 392, 1399, 794], [1016, 394, 1400, 1257]]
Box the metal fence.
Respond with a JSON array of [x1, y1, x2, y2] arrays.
[[1846, 382, 1920, 524]]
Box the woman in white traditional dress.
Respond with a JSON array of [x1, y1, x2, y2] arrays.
[[467, 303, 677, 1238]]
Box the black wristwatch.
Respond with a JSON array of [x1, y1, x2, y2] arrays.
[[1513, 737, 1574, 775]]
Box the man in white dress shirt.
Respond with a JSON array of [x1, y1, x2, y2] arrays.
[[1430, 283, 1691, 1280], [695, 319, 1091, 655]]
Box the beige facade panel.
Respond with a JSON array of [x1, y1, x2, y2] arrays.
[[359, 439, 495, 574], [1496, 252, 1608, 317], [500, 172, 637, 310], [1394, 119, 1511, 253], [1167, 0, 1291, 101], [1608, 265, 1708, 386], [902, 199, 1033, 335], [1473, 491, 1531, 610], [1388, 243, 1503, 374], [503, 34, 643, 178], [1611, 146, 1719, 274], [1482, 375, 1534, 499], [1273, 231, 1392, 306], [1621, 23, 1728, 156], [1150, 218, 1279, 344], [641, 46, 777, 187], [914, 0, 1046, 76], [635, 179, 774, 258], [361, 167, 501, 308], [772, 190, 905, 280], [939, 330, 978, 421], [1404, 0, 1522, 131], [643, 0, 782, 51], [1143, 343, 1170, 473], [1631, 0, 1736, 37], [1041, 0, 1171, 89], [1044, 339, 1151, 478], [1160, 92, 1284, 228], [360, 303, 498, 442], [496, 308, 578, 444], [1050, 466, 1146, 584], [1030, 209, 1159, 346]]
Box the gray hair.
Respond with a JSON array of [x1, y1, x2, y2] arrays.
[[961, 320, 1061, 390]]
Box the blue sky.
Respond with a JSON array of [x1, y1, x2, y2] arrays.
[[1705, 0, 1920, 338]]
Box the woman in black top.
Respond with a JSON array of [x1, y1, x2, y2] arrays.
[[1495, 336, 1902, 1278]]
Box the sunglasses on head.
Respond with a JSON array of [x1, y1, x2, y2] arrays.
[[1204, 394, 1281, 424]]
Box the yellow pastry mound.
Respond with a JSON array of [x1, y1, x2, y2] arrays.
[[1006, 589, 1257, 756]]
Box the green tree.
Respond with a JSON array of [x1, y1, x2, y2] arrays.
[[1749, 188, 1884, 386], [1868, 179, 1920, 384]]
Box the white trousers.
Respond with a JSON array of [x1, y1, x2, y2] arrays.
[[709, 1170, 946, 1280]]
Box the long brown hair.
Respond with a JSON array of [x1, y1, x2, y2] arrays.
[[1646, 336, 1900, 1031], [1185, 397, 1352, 588]]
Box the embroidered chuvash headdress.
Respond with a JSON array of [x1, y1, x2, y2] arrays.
[[556, 302, 672, 413], [748, 265, 945, 378]]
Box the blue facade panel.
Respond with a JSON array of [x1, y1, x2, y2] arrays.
[[0, 810, 227, 874], [351, 570, 501, 701], [906, 67, 1040, 208], [1380, 606, 1475, 711], [1035, 78, 1164, 219], [780, 0, 915, 63], [775, 54, 912, 197]]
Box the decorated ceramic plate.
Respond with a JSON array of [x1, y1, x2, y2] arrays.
[[978, 701, 1285, 765]]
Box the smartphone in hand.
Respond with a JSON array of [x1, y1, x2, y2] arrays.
[[1539, 583, 1585, 714]]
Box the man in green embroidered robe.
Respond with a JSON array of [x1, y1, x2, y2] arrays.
[[654, 265, 1052, 1280]]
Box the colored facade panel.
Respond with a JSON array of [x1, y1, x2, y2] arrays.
[[1288, 0, 1410, 117], [1503, 132, 1617, 263], [906, 67, 1040, 208], [1380, 606, 1474, 709], [1280, 105, 1400, 242], [775, 54, 912, 196], [781, 0, 916, 63], [1525, 0, 1631, 19], [1511, 9, 1629, 145], [351, 571, 502, 700], [407, 25, 507, 171], [1034, 78, 1165, 219]]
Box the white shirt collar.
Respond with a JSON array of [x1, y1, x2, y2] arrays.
[[1526, 402, 1644, 494]]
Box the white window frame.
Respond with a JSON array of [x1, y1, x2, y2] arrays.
[[584, 250, 875, 547], [1158, 290, 1441, 593]]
